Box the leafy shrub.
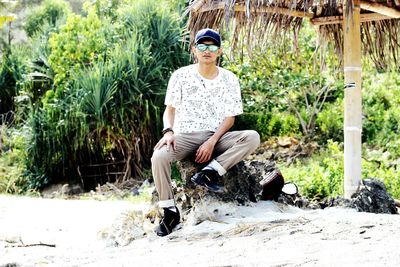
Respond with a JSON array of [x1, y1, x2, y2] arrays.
[[234, 112, 300, 140], [24, 0, 71, 37], [279, 140, 344, 200], [280, 140, 400, 200], [26, 0, 190, 189], [0, 126, 32, 194], [361, 162, 400, 199], [48, 10, 116, 90], [362, 70, 400, 157], [315, 100, 343, 142], [0, 46, 30, 119], [224, 23, 341, 140]]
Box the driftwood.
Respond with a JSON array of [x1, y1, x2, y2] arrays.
[[4, 237, 56, 248], [6, 242, 56, 248]]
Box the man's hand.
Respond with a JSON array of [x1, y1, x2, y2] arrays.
[[195, 138, 217, 163], [154, 132, 176, 152]]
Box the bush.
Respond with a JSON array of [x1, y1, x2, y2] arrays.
[[48, 10, 116, 90], [234, 111, 300, 140], [315, 100, 343, 141], [279, 140, 344, 200], [223, 23, 342, 140], [280, 140, 400, 200], [24, 0, 71, 37], [0, 126, 31, 194], [362, 70, 400, 157], [0, 46, 31, 119], [26, 0, 190, 189]]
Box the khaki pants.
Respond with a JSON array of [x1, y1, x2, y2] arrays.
[[151, 130, 260, 207]]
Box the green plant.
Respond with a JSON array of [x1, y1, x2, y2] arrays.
[[24, 0, 71, 37], [279, 140, 344, 200], [0, 45, 30, 118], [224, 22, 341, 140], [0, 125, 31, 194], [362, 69, 400, 157], [25, 0, 190, 189], [315, 100, 343, 141], [280, 139, 400, 200], [48, 10, 116, 90]]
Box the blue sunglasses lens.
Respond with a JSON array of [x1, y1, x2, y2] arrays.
[[196, 44, 219, 52]]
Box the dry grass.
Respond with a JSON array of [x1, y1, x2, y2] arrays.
[[187, 0, 400, 69]]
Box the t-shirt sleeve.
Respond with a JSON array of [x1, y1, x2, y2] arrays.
[[164, 71, 181, 107], [224, 75, 243, 117]]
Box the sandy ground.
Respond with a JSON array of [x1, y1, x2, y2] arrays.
[[1, 194, 400, 267]]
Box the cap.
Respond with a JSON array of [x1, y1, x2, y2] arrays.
[[195, 28, 221, 47]]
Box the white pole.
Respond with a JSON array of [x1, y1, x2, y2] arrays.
[[343, 0, 362, 198]]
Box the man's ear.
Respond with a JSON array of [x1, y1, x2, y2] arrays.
[[191, 45, 197, 55], [192, 46, 198, 63]]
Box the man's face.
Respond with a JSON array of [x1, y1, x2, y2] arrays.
[[192, 40, 222, 64]]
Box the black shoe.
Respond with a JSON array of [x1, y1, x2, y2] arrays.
[[156, 207, 180, 237], [191, 169, 224, 193]]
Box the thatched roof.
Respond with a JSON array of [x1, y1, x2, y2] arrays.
[[187, 0, 400, 68]]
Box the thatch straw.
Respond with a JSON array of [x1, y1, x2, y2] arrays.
[[187, 0, 400, 69]]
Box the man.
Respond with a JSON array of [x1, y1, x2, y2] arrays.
[[151, 28, 260, 236]]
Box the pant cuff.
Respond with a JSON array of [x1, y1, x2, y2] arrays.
[[158, 199, 175, 208], [205, 159, 227, 176]]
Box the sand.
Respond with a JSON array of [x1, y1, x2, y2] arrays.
[[1, 194, 400, 267]]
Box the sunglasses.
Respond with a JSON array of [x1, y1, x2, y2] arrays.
[[196, 44, 220, 52]]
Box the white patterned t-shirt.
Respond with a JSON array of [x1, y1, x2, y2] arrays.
[[164, 64, 243, 134]]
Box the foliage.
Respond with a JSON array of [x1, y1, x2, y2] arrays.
[[315, 99, 344, 142], [21, 7, 69, 109], [234, 112, 299, 141], [25, 0, 190, 189], [362, 69, 400, 158], [48, 10, 116, 90], [24, 0, 71, 37], [0, 125, 33, 194], [281, 140, 400, 200], [0, 45, 31, 120], [361, 157, 400, 200], [3, 0, 400, 200], [280, 140, 344, 200], [0, 0, 17, 29], [224, 23, 342, 140]]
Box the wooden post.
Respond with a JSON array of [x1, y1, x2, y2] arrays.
[[343, 0, 362, 198]]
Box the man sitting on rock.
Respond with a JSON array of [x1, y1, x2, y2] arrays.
[[151, 28, 260, 236]]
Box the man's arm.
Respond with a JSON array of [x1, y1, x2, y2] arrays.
[[154, 105, 176, 151], [195, 116, 235, 163], [162, 105, 175, 129]]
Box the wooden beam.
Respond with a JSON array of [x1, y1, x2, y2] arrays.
[[311, 12, 391, 25], [190, 0, 206, 13], [343, 1, 362, 198], [199, 2, 314, 18], [360, 0, 400, 18]]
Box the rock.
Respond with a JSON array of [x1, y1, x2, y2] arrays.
[[0, 264, 20, 267], [350, 178, 398, 214], [277, 137, 298, 147], [41, 183, 83, 198], [284, 178, 398, 214], [170, 160, 279, 207]]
